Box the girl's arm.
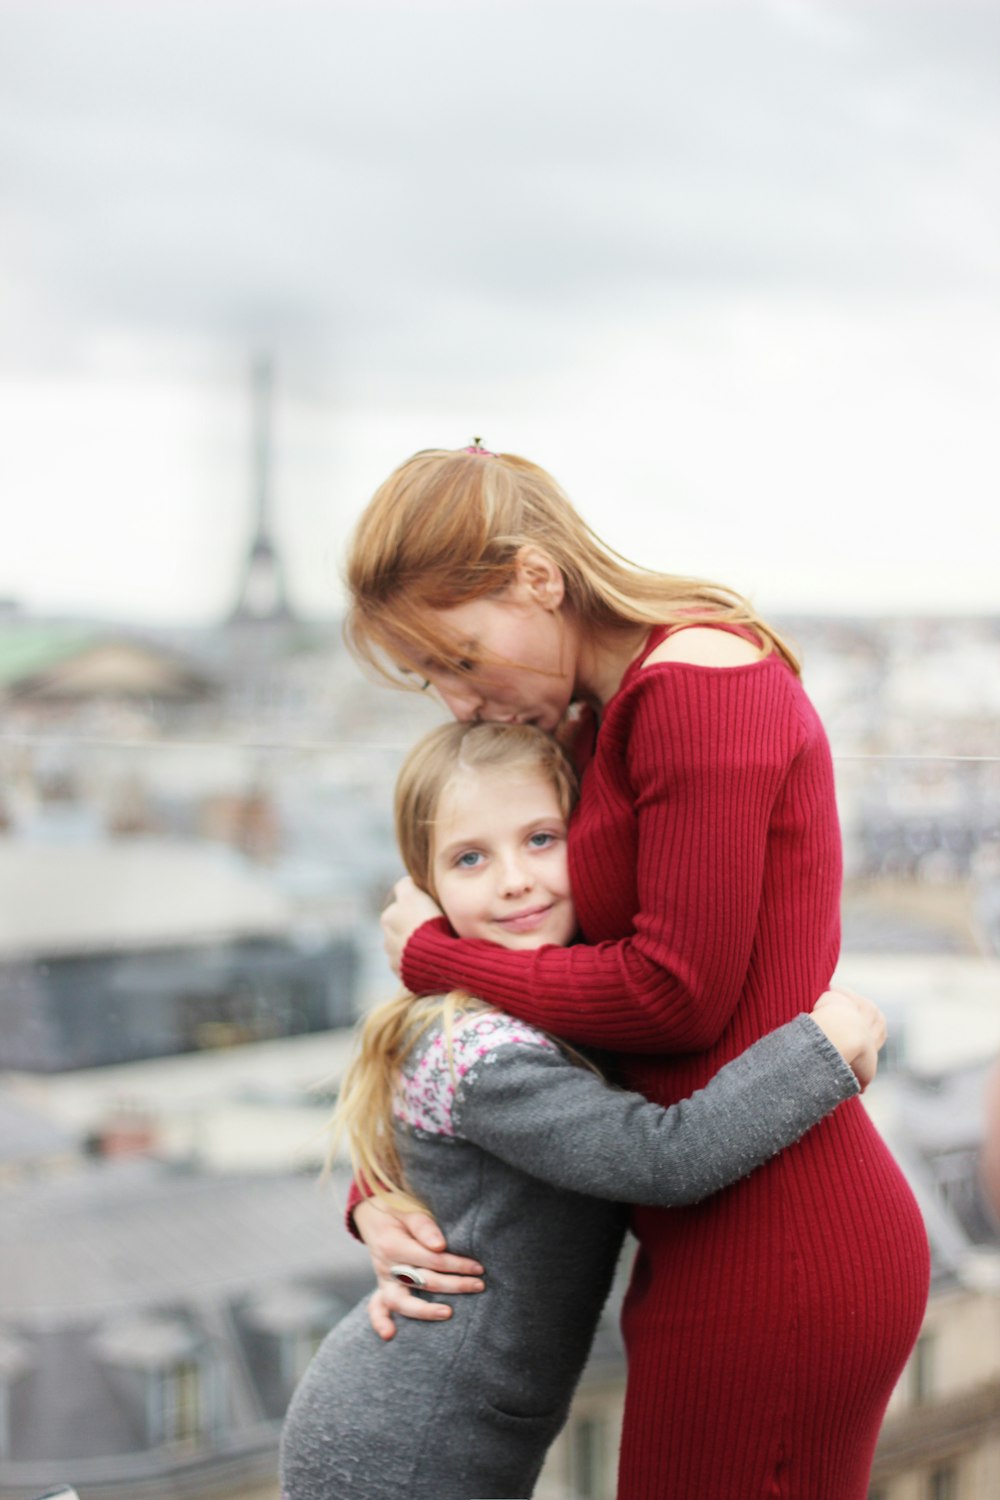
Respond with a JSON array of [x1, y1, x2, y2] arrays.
[[393, 663, 834, 1052], [450, 1012, 859, 1204]]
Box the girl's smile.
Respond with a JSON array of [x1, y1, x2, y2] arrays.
[[491, 902, 558, 934]]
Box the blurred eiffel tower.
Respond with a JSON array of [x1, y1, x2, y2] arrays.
[[229, 356, 295, 625]]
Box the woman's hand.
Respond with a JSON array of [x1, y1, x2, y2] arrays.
[[381, 876, 445, 977], [353, 1198, 486, 1340], [810, 986, 887, 1091]]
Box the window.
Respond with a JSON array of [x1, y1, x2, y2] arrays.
[[161, 1359, 201, 1443], [0, 1332, 30, 1460], [929, 1465, 958, 1500], [910, 1332, 935, 1406], [568, 1413, 604, 1500]]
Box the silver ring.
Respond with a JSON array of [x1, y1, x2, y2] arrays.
[[389, 1263, 428, 1289]]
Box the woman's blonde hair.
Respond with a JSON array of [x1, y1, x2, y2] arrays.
[[330, 720, 581, 1211], [345, 447, 799, 680]]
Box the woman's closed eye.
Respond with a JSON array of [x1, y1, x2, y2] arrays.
[[424, 654, 477, 678], [395, 665, 432, 691]]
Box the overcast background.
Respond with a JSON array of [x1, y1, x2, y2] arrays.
[[1, 0, 997, 624]]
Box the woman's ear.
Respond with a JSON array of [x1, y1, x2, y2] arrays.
[[513, 546, 565, 611]]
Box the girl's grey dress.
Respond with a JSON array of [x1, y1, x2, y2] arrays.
[[279, 1010, 857, 1500]]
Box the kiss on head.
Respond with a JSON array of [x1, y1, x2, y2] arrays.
[[345, 445, 798, 731]]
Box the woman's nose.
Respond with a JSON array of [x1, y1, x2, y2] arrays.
[[437, 684, 484, 722]]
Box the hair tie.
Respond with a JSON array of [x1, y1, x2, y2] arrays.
[[464, 437, 497, 455]]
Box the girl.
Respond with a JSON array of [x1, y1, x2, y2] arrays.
[[279, 720, 881, 1500], [344, 446, 930, 1500]]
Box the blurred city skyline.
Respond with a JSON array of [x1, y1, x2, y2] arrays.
[[1, 0, 998, 624]]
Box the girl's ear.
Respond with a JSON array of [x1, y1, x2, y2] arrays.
[[513, 546, 565, 611]]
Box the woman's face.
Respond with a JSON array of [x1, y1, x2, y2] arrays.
[[417, 579, 578, 733], [431, 766, 576, 950]]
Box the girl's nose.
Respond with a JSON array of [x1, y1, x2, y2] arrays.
[[497, 855, 532, 897]]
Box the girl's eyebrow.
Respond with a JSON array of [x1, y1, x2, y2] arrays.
[[436, 833, 485, 862]]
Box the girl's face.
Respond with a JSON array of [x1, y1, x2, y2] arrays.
[[430, 766, 576, 951]]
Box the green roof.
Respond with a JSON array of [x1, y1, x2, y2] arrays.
[[0, 627, 102, 688]]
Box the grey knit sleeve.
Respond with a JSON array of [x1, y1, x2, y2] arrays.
[[450, 1014, 859, 1205]]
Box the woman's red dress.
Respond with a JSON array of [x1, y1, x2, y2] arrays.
[[400, 634, 930, 1499]]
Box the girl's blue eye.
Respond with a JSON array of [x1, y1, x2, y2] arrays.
[[528, 832, 557, 849], [456, 851, 483, 869]]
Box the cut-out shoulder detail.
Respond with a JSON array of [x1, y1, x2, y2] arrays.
[[641, 627, 762, 669]]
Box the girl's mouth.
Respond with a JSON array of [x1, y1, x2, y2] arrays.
[[493, 904, 554, 934]]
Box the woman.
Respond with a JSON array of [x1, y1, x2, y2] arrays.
[[344, 444, 930, 1499]]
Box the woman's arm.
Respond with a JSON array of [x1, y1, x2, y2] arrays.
[[394, 662, 827, 1051]]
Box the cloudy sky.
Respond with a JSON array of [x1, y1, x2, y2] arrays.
[[1, 0, 997, 623]]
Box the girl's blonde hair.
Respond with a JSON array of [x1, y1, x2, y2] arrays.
[[345, 447, 800, 680], [330, 720, 580, 1210]]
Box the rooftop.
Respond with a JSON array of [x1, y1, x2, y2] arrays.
[[0, 838, 292, 958], [2, 1159, 368, 1321]]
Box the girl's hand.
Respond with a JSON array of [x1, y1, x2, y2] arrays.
[[810, 986, 887, 1091], [353, 1198, 486, 1340], [381, 876, 444, 977]]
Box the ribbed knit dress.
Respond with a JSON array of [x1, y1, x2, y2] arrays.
[[399, 630, 930, 1500]]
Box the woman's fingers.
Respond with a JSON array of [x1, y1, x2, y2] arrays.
[[367, 1289, 397, 1341], [371, 1233, 484, 1279], [394, 1210, 485, 1269], [376, 1279, 454, 1323], [389, 1249, 485, 1278], [386, 1268, 486, 1296], [366, 1281, 469, 1342], [404, 1211, 449, 1252], [356, 1203, 484, 1279], [353, 1200, 487, 1333], [366, 1262, 486, 1340]]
